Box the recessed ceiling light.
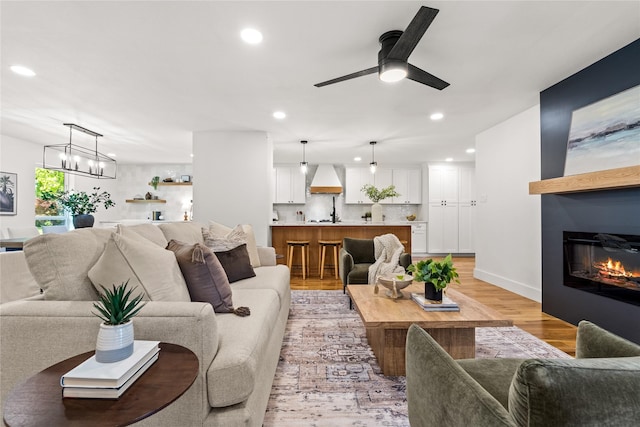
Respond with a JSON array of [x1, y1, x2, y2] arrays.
[[466, 148, 476, 154], [354, 157, 362, 162], [241, 28, 263, 45], [10, 65, 36, 77], [190, 153, 194, 158], [445, 157, 453, 162], [273, 111, 286, 120], [430, 112, 444, 121]]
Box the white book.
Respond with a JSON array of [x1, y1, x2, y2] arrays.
[[61, 340, 160, 388], [62, 353, 159, 399], [411, 293, 460, 311]]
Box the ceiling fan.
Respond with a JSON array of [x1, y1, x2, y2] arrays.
[[314, 6, 449, 90]]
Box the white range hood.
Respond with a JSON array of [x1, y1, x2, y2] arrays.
[[309, 164, 343, 194]]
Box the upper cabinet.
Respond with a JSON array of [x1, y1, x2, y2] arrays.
[[274, 166, 306, 204], [345, 167, 375, 204], [346, 167, 422, 204], [428, 166, 459, 203]]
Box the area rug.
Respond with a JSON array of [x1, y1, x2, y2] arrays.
[[263, 290, 569, 426]]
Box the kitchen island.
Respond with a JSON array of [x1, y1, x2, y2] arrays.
[[271, 222, 412, 277]]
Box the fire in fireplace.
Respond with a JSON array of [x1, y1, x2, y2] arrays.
[[564, 231, 640, 306]]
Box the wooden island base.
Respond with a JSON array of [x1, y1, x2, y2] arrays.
[[271, 224, 411, 277]]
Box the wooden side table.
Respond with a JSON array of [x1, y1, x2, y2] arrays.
[[3, 343, 198, 427]]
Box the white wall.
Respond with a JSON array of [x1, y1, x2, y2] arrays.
[[474, 105, 542, 301], [0, 135, 41, 234], [192, 131, 272, 246]]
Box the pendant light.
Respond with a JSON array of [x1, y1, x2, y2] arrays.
[[369, 141, 377, 174], [300, 140, 308, 174], [43, 123, 117, 179]]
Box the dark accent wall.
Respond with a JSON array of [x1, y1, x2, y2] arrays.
[[540, 39, 640, 344]]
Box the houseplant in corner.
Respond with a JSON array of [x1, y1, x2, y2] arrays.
[[361, 184, 400, 222], [57, 186, 115, 228], [408, 254, 460, 302], [92, 280, 146, 363]]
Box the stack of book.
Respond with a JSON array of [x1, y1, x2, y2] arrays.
[[411, 293, 460, 312], [61, 340, 160, 399]]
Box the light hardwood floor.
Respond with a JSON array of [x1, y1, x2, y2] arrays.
[[289, 255, 577, 356]]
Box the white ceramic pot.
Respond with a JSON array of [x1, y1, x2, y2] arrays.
[[371, 203, 383, 222], [95, 320, 134, 363]]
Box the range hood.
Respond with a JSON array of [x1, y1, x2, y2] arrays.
[[309, 164, 343, 194]]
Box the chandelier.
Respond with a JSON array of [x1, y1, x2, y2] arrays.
[[43, 123, 117, 179]]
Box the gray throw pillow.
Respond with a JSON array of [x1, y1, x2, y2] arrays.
[[214, 244, 256, 283]]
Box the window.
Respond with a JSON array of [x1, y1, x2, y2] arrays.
[[35, 168, 66, 229]]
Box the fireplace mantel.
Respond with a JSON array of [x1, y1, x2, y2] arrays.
[[529, 165, 640, 195]]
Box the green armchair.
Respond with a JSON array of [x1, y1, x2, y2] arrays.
[[406, 321, 640, 427], [338, 237, 412, 293]]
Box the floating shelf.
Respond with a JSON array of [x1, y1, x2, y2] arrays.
[[529, 165, 640, 195], [148, 182, 192, 186], [126, 199, 167, 203]]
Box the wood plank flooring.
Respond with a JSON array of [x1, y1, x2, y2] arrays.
[[289, 256, 577, 356]]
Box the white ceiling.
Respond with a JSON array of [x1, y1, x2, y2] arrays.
[[2, 1, 639, 166]]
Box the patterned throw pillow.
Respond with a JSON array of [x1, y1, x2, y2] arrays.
[[204, 221, 261, 268], [202, 225, 247, 251]]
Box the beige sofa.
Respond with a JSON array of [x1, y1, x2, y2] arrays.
[[0, 222, 291, 427]]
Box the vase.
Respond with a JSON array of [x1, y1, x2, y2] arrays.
[[425, 283, 443, 303], [73, 214, 95, 229], [371, 202, 383, 222], [95, 321, 134, 363]]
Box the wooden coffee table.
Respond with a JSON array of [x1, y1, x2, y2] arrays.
[[348, 284, 513, 376], [3, 343, 198, 427]]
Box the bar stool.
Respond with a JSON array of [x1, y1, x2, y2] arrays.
[[286, 240, 310, 279], [318, 240, 341, 279]]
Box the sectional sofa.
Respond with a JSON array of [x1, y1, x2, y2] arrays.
[[0, 221, 291, 427]]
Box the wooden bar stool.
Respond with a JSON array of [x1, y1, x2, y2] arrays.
[[286, 240, 310, 280], [318, 240, 341, 279]]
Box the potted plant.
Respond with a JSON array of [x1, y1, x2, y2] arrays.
[[92, 280, 146, 363], [408, 254, 460, 302], [150, 176, 160, 190], [57, 186, 115, 228], [361, 184, 400, 222]]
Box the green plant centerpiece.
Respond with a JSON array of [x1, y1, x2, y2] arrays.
[[150, 176, 160, 190], [361, 184, 400, 222], [56, 186, 115, 228], [92, 280, 146, 363], [408, 254, 460, 303]]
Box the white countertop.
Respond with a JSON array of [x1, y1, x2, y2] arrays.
[[270, 220, 425, 226]]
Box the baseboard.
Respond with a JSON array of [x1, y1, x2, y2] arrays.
[[473, 268, 541, 303]]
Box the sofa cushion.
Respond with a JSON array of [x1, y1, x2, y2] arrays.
[[88, 233, 190, 302], [207, 288, 280, 407], [214, 244, 256, 283], [117, 223, 168, 247], [508, 356, 640, 427], [458, 358, 525, 409], [231, 264, 290, 308], [23, 228, 113, 301], [158, 221, 205, 245], [576, 320, 640, 358], [0, 251, 42, 303], [166, 240, 235, 313]]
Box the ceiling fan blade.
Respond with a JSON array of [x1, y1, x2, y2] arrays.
[[386, 6, 439, 61], [314, 66, 378, 87], [407, 63, 449, 90]]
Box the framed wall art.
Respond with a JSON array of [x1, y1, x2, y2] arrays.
[[0, 171, 17, 215]]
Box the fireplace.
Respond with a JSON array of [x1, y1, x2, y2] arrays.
[[564, 231, 640, 306]]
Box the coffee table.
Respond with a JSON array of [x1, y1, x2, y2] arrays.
[[3, 343, 198, 427], [348, 283, 513, 376]]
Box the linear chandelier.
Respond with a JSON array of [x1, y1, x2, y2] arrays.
[[43, 123, 117, 179]]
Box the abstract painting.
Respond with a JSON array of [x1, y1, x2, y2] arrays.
[[564, 84, 640, 176], [0, 172, 17, 215]]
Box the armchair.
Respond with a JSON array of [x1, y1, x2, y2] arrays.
[[339, 237, 412, 293], [406, 321, 640, 427]]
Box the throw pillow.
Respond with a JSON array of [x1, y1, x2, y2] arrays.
[[117, 223, 168, 247], [208, 220, 232, 237], [158, 222, 205, 245], [23, 228, 113, 301], [206, 221, 261, 268], [166, 240, 250, 316], [88, 233, 191, 302], [202, 225, 246, 251], [214, 244, 256, 283]]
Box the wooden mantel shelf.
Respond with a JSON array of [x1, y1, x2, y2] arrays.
[[529, 165, 640, 195]]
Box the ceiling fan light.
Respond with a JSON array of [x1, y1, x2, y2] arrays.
[[379, 60, 408, 83]]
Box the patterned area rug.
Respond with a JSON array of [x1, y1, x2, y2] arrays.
[[264, 290, 569, 426]]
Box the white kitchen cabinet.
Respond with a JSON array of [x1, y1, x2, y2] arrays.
[[427, 202, 459, 253], [345, 167, 374, 204], [458, 201, 476, 253], [274, 166, 306, 204], [410, 222, 427, 253], [392, 169, 421, 204], [428, 166, 459, 203]]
